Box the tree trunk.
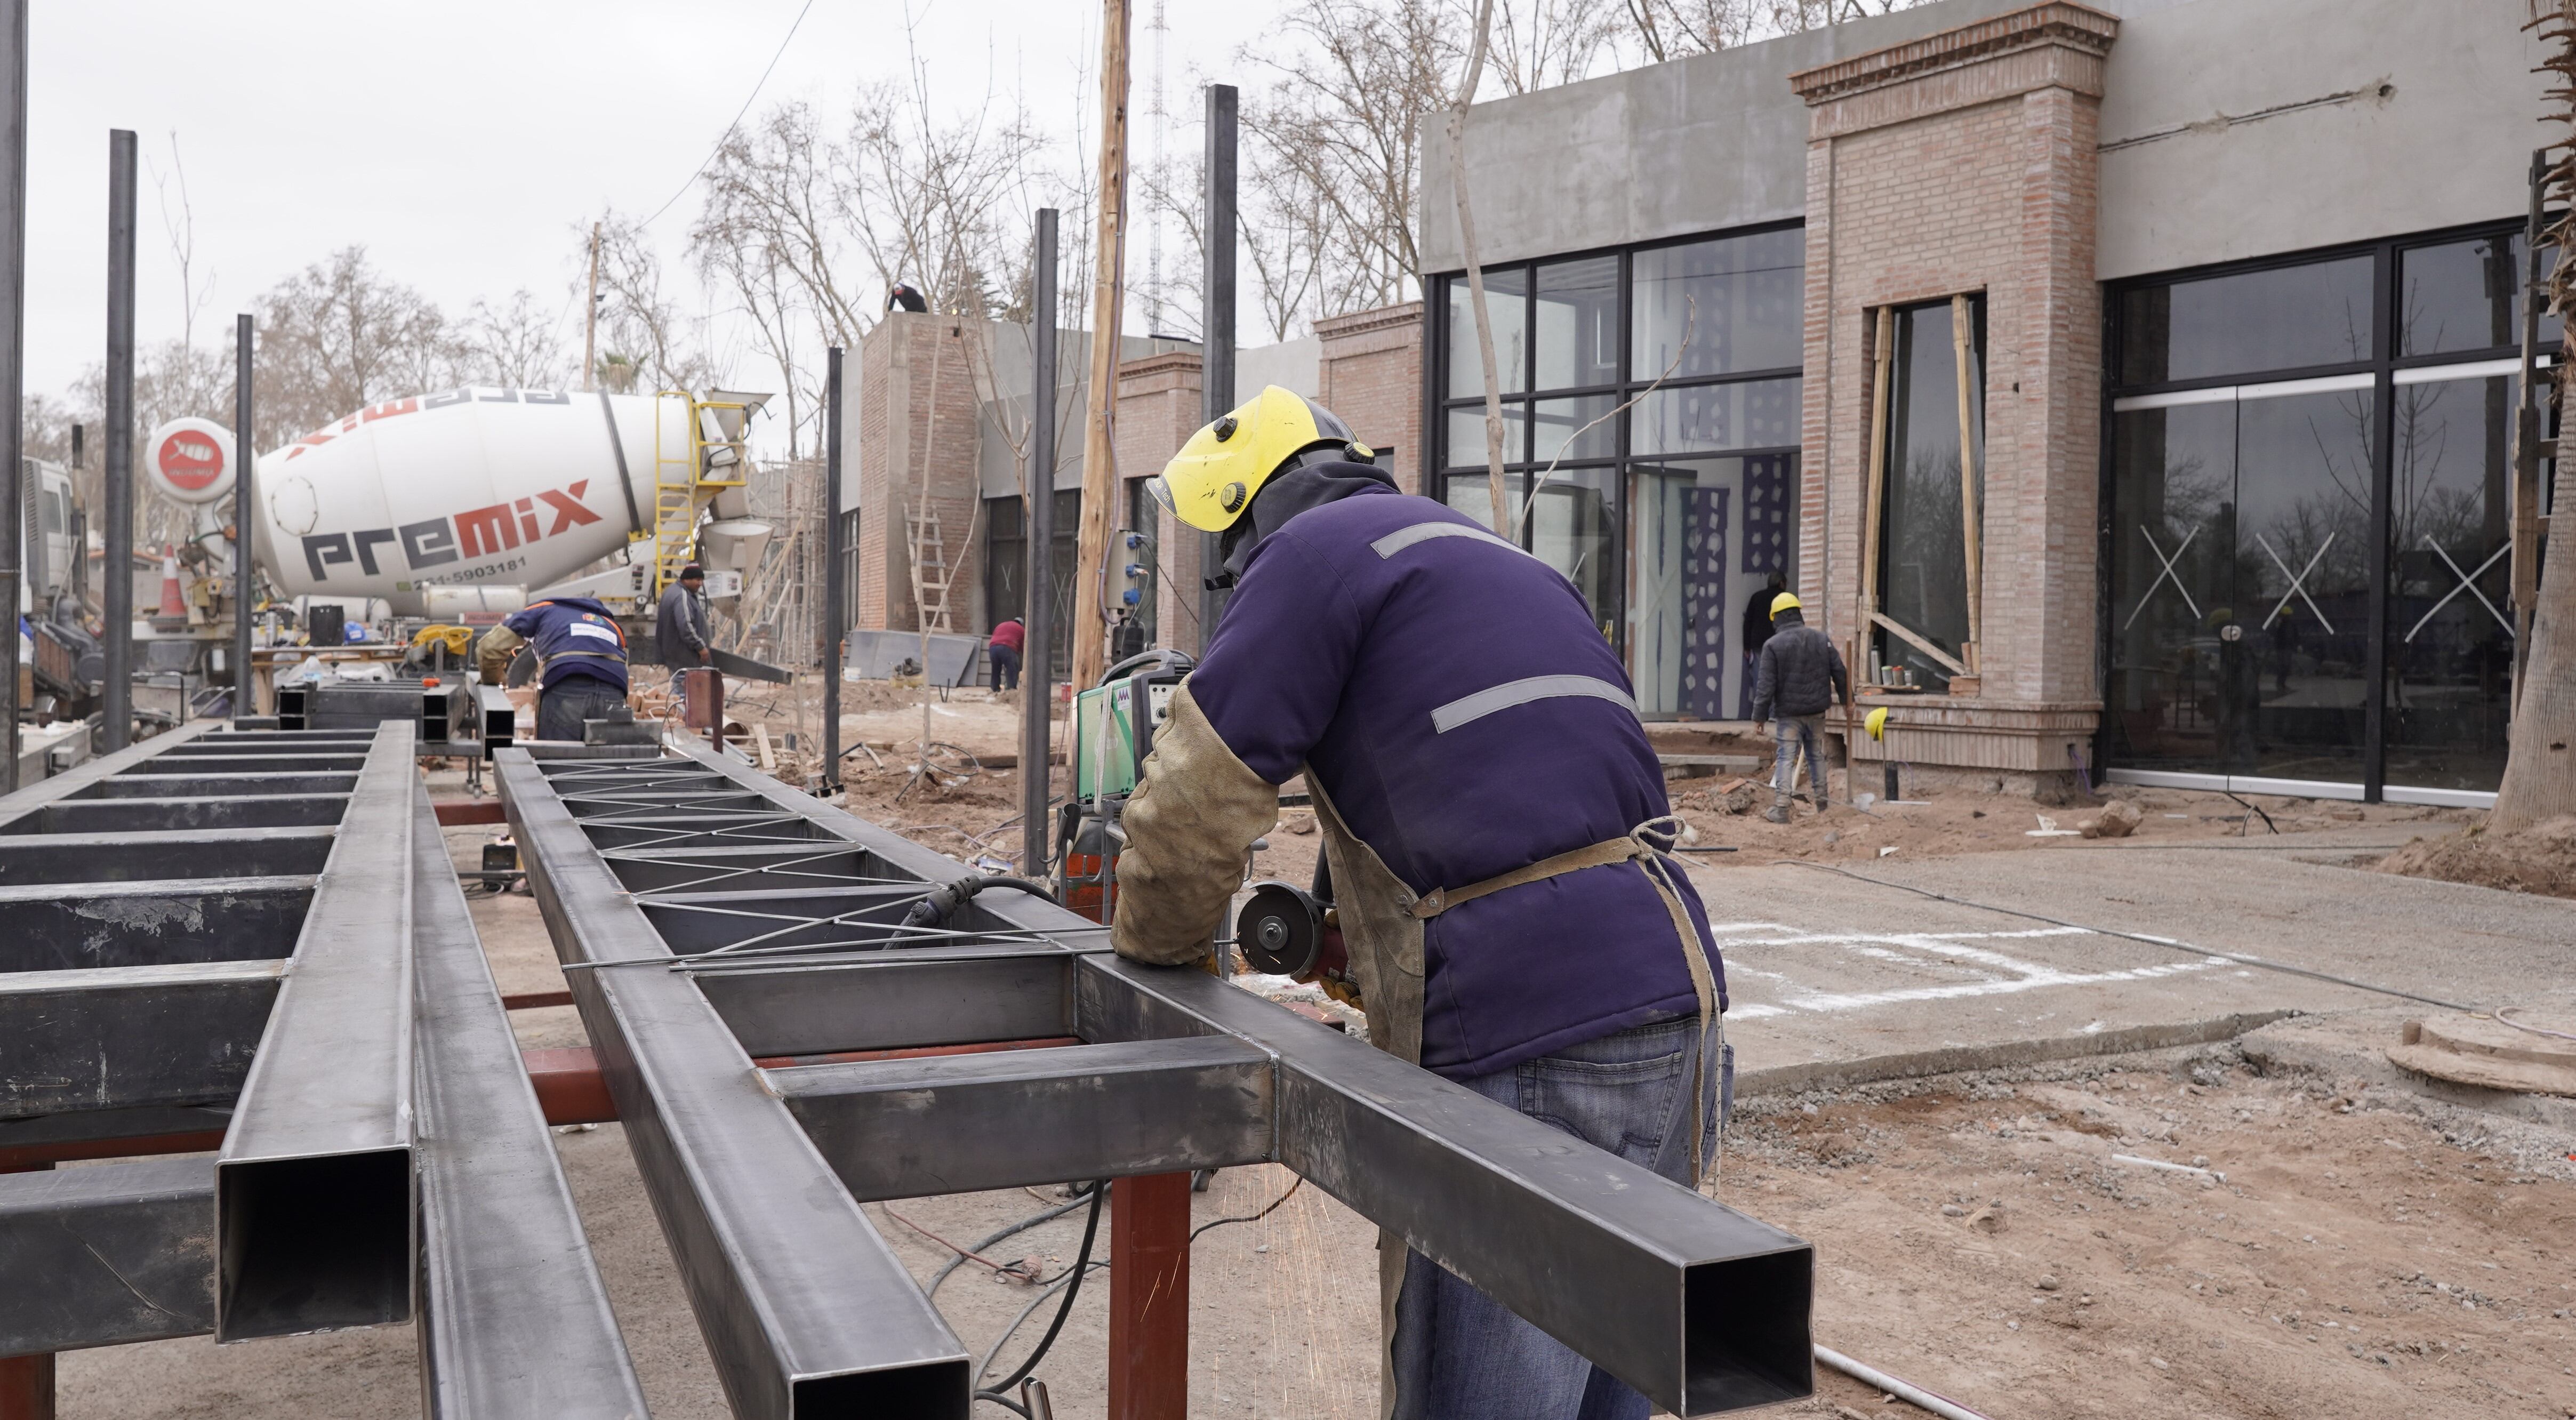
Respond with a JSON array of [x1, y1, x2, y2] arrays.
[[1445, 0, 1508, 539], [2494, 449, 2576, 829], [1070, 0, 1132, 693]]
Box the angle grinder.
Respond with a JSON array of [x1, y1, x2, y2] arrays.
[[1232, 856, 1361, 1008]]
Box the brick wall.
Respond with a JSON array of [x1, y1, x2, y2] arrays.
[[1315, 302, 1425, 495], [1790, 1, 2113, 777], [853, 313, 989, 635]]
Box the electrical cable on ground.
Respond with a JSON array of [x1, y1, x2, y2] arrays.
[[1188, 1176, 1304, 1242], [973, 1180, 1108, 1407], [1780, 859, 2478, 1012], [881, 1203, 1037, 1281], [929, 1187, 1098, 1299], [2220, 790, 2280, 835]]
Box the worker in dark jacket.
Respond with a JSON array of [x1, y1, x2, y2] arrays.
[[656, 565, 712, 667], [1748, 592, 1849, 822], [1112, 386, 1729, 1420], [1738, 572, 1784, 718], [475, 596, 630, 742]]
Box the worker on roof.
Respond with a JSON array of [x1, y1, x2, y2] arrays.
[[1112, 386, 1730, 1420], [475, 596, 629, 743], [1748, 591, 1849, 824]]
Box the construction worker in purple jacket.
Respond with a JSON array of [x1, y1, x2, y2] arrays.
[[1111, 387, 1731, 1420]]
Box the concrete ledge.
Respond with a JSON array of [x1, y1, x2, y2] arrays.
[[2238, 1009, 2576, 1133], [1736, 1009, 2300, 1097]]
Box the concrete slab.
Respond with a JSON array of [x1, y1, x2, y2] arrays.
[[1680, 836, 2575, 1097]]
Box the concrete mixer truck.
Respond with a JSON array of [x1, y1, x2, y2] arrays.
[[144, 384, 776, 627]]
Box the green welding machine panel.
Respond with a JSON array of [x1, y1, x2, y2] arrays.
[[1073, 675, 1175, 799]]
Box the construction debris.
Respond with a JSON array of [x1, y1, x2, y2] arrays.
[[2389, 1011, 2576, 1097]]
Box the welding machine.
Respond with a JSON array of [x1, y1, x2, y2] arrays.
[[1052, 649, 1194, 922]]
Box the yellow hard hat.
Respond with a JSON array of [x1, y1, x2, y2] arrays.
[[1770, 591, 1802, 619], [1144, 386, 1368, 532], [1865, 706, 1889, 741]]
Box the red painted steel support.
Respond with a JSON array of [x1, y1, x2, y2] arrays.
[[431, 798, 507, 826], [0, 1161, 53, 1420], [1108, 1172, 1191, 1420]]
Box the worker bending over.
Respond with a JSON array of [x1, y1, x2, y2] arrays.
[[1748, 591, 1849, 823], [1110, 387, 1730, 1420], [475, 597, 630, 743]]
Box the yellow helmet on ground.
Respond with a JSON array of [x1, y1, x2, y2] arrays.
[[1770, 591, 1802, 619], [1145, 386, 1369, 532]]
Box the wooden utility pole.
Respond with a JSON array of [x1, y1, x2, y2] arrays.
[[581, 222, 601, 392], [1069, 0, 1132, 692]]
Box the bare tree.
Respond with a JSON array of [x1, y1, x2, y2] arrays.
[[1619, 0, 1929, 62], [588, 211, 717, 396], [254, 246, 463, 437], [1490, 0, 1620, 94], [463, 290, 571, 389]]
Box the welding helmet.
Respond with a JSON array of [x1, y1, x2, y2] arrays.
[[1144, 386, 1371, 533], [1770, 592, 1802, 619]]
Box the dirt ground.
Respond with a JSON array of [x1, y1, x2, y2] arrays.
[[2377, 814, 2576, 901], [1734, 1050, 2576, 1420]]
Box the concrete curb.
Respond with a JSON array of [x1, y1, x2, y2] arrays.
[[2238, 1011, 2576, 1132], [1735, 1010, 2302, 1097]]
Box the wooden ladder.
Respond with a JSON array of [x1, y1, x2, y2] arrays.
[[905, 502, 953, 633]]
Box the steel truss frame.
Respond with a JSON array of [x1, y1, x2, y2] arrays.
[[0, 721, 643, 1417], [500, 743, 1815, 1419]]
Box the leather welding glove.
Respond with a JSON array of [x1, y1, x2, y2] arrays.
[[474, 625, 525, 686], [1110, 681, 1279, 967]]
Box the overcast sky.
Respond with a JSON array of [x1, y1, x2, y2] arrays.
[[23, 0, 1278, 430]]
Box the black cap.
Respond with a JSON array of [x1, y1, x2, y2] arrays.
[[679, 564, 704, 580]]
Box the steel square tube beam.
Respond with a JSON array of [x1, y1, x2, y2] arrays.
[[0, 721, 218, 829], [174, 732, 376, 753], [771, 1036, 1273, 1200], [137, 753, 371, 774], [0, 876, 315, 972], [0, 958, 280, 1117], [499, 749, 971, 1419], [75, 771, 359, 799], [215, 723, 416, 1342], [407, 783, 647, 1419], [571, 813, 831, 849], [654, 743, 1813, 1416], [9, 792, 351, 834], [0, 826, 337, 885], [0, 1105, 234, 1160], [0, 1157, 215, 1353], [693, 948, 1083, 1058]]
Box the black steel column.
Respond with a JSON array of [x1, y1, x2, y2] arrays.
[[0, 0, 25, 791], [2363, 243, 2394, 802], [231, 315, 253, 722], [822, 346, 844, 791], [1023, 209, 1060, 875], [102, 131, 137, 752], [1198, 84, 1237, 649]]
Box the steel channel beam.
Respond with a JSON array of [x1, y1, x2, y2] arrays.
[[408, 782, 647, 1419], [163, 732, 376, 754], [10, 793, 353, 834], [656, 743, 1813, 1415], [0, 876, 314, 972], [0, 827, 336, 885], [74, 772, 359, 799], [214, 722, 417, 1342], [138, 753, 371, 775], [0, 959, 280, 1117], [0, 720, 216, 829], [0, 1157, 214, 1353], [498, 748, 972, 1419], [769, 1036, 1272, 1200]]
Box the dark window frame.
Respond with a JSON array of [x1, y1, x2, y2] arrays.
[[2098, 216, 2543, 801]]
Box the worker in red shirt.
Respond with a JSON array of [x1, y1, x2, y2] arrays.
[[987, 616, 1026, 692]]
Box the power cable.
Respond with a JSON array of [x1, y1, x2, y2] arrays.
[[1188, 1175, 1303, 1242], [929, 1188, 1098, 1299], [638, 0, 819, 230], [975, 1180, 1107, 1406], [1779, 860, 2477, 1013]]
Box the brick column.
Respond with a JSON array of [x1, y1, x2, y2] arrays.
[[1789, 2, 2115, 793], [854, 314, 989, 636], [1316, 302, 1425, 495]]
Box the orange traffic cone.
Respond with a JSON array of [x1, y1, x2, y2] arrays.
[[158, 544, 185, 617]]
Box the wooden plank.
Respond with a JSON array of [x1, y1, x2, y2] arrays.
[[1859, 307, 1896, 620], [1951, 292, 1983, 662], [1868, 611, 1970, 677]]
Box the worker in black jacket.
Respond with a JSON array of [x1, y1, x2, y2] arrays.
[[1748, 592, 1848, 823]]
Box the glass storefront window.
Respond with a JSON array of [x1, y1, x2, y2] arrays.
[[1633, 378, 1799, 457], [2118, 255, 2375, 384], [1529, 467, 1617, 635], [1873, 299, 1985, 691], [1624, 455, 1797, 719], [2105, 401, 2237, 772], [1535, 257, 1619, 391], [1445, 403, 1528, 469], [2386, 373, 2513, 791], [1531, 395, 1617, 464], [2232, 386, 2375, 783], [1440, 471, 1528, 536], [1632, 228, 1803, 379], [2399, 234, 2555, 357], [1445, 268, 1529, 398]]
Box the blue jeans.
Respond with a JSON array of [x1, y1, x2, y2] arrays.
[[1392, 1014, 1733, 1420], [536, 676, 627, 743], [1771, 713, 1828, 806], [989, 644, 1022, 691]]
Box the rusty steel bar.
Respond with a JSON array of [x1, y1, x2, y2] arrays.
[[1108, 1172, 1192, 1420]]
